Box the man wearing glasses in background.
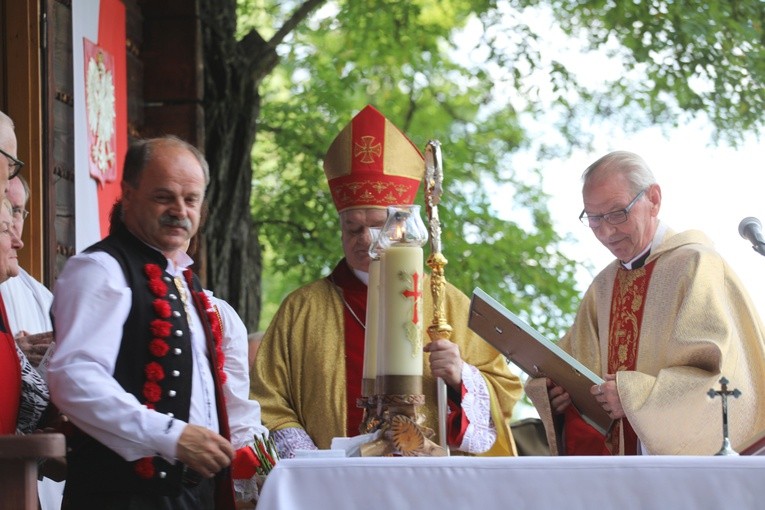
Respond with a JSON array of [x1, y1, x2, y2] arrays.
[[526, 150, 765, 456]]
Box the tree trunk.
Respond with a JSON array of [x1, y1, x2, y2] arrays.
[[199, 0, 323, 330], [199, 0, 272, 331]]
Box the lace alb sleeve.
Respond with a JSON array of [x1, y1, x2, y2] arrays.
[[273, 427, 318, 459], [455, 363, 497, 454]]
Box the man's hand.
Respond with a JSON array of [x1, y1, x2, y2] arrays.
[[591, 373, 625, 419], [547, 378, 571, 414], [424, 339, 463, 389], [15, 330, 53, 367], [176, 424, 235, 478]]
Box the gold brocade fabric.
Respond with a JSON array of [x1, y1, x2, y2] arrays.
[[528, 228, 765, 455], [251, 270, 522, 456], [608, 266, 652, 372]]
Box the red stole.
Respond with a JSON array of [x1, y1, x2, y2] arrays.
[[0, 293, 20, 434], [328, 260, 367, 436], [563, 260, 656, 455]]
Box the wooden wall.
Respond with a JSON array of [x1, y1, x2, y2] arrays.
[[138, 0, 204, 148], [44, 0, 75, 281]]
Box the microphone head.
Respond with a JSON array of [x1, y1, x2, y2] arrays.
[[739, 216, 762, 239]]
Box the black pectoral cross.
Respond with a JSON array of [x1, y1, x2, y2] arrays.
[[707, 376, 741, 456]]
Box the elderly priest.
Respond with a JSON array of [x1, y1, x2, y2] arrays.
[[527, 150, 765, 456]]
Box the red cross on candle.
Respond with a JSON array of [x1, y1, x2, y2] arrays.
[[402, 271, 422, 324]]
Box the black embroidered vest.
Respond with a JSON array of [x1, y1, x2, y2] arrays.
[[63, 224, 200, 496]]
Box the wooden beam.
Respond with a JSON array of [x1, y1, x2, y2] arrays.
[[2, 0, 45, 282]]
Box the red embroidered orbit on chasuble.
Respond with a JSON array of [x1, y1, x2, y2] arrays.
[[563, 260, 657, 455], [606, 261, 657, 455], [323, 105, 424, 213]]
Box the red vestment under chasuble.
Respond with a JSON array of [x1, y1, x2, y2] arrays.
[[563, 262, 655, 455]]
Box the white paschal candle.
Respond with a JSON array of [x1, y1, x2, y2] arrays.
[[362, 258, 381, 396], [378, 244, 424, 376]]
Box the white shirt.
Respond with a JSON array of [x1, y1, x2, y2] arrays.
[[49, 249, 221, 462], [207, 293, 268, 449], [0, 268, 53, 334]]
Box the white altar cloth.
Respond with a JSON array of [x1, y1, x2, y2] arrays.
[[257, 455, 765, 510]]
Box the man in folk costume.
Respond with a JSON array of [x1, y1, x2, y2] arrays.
[[251, 105, 522, 457], [49, 136, 267, 509], [526, 151, 765, 455]]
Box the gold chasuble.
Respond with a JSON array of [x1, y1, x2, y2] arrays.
[[528, 228, 765, 455], [252, 259, 521, 454]]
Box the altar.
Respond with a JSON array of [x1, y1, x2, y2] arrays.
[[256, 455, 765, 509]]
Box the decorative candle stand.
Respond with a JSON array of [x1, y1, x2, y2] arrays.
[[360, 205, 446, 457], [356, 393, 381, 435], [361, 393, 445, 457]]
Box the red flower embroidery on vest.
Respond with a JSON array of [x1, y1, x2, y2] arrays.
[[150, 319, 172, 338], [134, 457, 155, 479], [145, 361, 165, 382], [152, 299, 172, 318], [142, 381, 162, 403], [144, 264, 162, 279], [135, 264, 228, 479], [149, 339, 169, 357], [187, 271, 227, 387]]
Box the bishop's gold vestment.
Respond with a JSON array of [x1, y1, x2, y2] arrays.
[[528, 228, 765, 455]]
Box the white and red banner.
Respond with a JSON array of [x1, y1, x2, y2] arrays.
[[73, 0, 126, 249]]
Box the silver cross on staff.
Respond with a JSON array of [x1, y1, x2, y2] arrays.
[[707, 376, 742, 456]]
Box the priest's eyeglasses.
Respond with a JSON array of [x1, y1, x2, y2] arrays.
[[12, 207, 29, 221], [0, 147, 23, 180], [579, 188, 646, 228]]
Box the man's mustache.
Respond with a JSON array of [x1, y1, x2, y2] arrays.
[[159, 215, 192, 231]]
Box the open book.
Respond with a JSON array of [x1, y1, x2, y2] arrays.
[[468, 288, 613, 435]]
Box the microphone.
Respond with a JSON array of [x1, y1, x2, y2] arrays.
[[738, 217, 765, 256]]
